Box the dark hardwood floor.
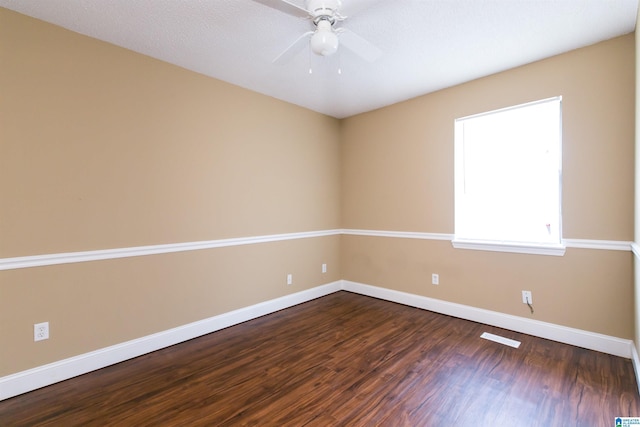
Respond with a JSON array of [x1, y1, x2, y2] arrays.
[[1, 291, 639, 426]]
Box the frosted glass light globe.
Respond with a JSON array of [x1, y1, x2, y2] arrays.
[[310, 20, 338, 56]]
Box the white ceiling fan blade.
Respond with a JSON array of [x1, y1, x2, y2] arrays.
[[252, 0, 310, 19], [338, 28, 382, 62], [338, 0, 387, 20], [273, 31, 313, 64]]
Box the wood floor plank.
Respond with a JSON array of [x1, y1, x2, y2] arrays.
[[1, 291, 638, 426]]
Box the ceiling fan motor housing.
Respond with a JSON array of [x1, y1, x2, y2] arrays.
[[306, 0, 341, 21]]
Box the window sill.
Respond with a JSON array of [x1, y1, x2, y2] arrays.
[[451, 239, 566, 256]]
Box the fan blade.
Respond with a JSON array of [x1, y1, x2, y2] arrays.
[[338, 28, 382, 62], [252, 0, 310, 18], [338, 0, 387, 20], [273, 31, 313, 64]]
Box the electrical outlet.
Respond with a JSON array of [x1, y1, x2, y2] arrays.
[[432, 273, 439, 285], [522, 291, 533, 304], [287, 274, 292, 285], [322, 263, 327, 273], [34, 322, 49, 342]]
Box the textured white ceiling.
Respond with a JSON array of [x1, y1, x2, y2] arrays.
[[1, 0, 637, 118]]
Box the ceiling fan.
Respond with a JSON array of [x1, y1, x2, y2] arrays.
[[256, 0, 382, 64]]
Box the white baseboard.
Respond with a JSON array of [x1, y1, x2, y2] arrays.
[[341, 280, 634, 359], [0, 281, 341, 401], [632, 344, 640, 395], [1, 279, 635, 401]]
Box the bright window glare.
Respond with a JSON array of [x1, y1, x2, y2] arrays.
[[454, 97, 562, 245]]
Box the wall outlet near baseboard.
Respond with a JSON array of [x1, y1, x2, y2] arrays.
[[432, 273, 439, 285], [522, 291, 532, 304], [287, 274, 293, 285], [34, 322, 49, 342]]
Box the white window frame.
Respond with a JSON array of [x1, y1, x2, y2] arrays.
[[452, 97, 565, 256]]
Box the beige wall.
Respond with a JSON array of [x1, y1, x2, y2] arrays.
[[635, 6, 640, 354], [0, 9, 341, 375], [0, 9, 341, 257], [341, 34, 635, 338], [0, 6, 636, 380], [1, 237, 341, 374]]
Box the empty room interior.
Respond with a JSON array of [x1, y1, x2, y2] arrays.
[[1, 0, 640, 425]]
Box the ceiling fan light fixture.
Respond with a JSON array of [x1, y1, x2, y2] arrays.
[[270, 0, 380, 65], [310, 19, 338, 56]]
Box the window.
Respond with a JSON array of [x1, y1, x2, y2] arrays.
[[453, 97, 564, 256]]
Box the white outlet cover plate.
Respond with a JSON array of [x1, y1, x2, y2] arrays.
[[34, 322, 49, 341]]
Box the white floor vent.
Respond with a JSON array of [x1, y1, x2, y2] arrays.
[[480, 332, 521, 348]]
